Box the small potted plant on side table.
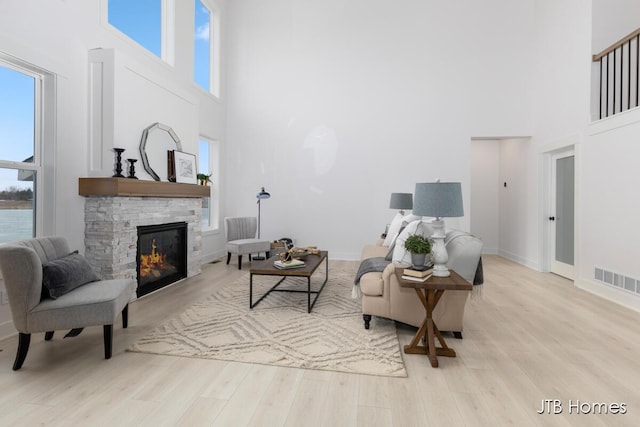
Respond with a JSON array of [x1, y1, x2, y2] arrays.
[[197, 173, 212, 186], [404, 234, 432, 271]]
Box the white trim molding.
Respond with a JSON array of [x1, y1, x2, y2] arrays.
[[575, 278, 640, 314]]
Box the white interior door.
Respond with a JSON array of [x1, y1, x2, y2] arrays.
[[550, 151, 575, 279]]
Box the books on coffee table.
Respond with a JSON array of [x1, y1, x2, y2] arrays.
[[274, 259, 306, 269]]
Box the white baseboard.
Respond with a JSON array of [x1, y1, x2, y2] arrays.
[[201, 251, 226, 265], [498, 249, 541, 271], [482, 247, 499, 255], [326, 251, 360, 261], [0, 320, 16, 341], [575, 278, 640, 314]]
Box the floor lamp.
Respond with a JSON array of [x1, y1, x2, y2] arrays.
[[254, 187, 271, 260]]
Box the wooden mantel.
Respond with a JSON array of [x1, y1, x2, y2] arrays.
[[78, 177, 210, 198]]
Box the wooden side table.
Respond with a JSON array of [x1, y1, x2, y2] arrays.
[[395, 268, 472, 367]]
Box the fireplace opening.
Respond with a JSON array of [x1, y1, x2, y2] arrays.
[[136, 221, 187, 297]]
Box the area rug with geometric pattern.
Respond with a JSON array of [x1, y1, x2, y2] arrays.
[[128, 265, 407, 377]]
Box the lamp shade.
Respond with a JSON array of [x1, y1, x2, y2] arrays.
[[413, 182, 464, 218], [256, 187, 271, 199], [389, 193, 413, 210]]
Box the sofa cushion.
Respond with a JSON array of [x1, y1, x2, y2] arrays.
[[392, 220, 435, 265], [227, 239, 271, 254], [31, 278, 135, 331], [42, 251, 100, 299]]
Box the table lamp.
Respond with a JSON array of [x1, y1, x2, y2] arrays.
[[413, 182, 463, 277], [389, 192, 413, 215]]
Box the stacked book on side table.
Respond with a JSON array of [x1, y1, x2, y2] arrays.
[[274, 258, 306, 269], [401, 266, 433, 282]]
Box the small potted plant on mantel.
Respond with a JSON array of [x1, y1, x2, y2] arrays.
[[403, 234, 432, 270], [197, 173, 212, 186]]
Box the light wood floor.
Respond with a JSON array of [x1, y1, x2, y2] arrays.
[[0, 255, 639, 426]]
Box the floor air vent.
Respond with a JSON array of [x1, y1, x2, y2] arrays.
[[595, 267, 638, 294]]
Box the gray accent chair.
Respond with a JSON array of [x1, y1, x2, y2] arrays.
[[0, 237, 135, 370], [225, 217, 271, 269]]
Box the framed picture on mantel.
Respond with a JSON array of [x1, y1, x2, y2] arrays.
[[171, 151, 197, 184]]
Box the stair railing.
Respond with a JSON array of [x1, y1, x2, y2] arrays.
[[593, 28, 640, 119]]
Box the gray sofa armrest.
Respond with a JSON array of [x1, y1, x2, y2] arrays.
[[445, 232, 483, 284]]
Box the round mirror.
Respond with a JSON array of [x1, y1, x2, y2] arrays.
[[139, 122, 183, 181]]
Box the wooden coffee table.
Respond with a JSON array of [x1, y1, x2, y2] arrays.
[[395, 268, 472, 367], [249, 251, 328, 313]]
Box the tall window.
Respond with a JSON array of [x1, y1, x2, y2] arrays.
[[107, 0, 174, 64], [0, 63, 38, 243], [198, 138, 219, 230], [194, 0, 220, 97], [194, 1, 211, 91]]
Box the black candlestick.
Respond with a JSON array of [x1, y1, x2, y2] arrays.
[[112, 148, 125, 178], [127, 158, 138, 179]]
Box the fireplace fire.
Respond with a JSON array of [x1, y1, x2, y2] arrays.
[[140, 239, 176, 278], [136, 222, 187, 297]]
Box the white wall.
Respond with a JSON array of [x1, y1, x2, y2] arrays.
[[498, 139, 539, 269], [585, 114, 640, 277], [532, 0, 592, 144], [470, 140, 500, 254], [224, 0, 535, 259], [529, 0, 592, 276], [592, 0, 640, 53], [581, 110, 640, 310]]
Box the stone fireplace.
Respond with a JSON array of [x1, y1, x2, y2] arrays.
[[79, 178, 209, 298]]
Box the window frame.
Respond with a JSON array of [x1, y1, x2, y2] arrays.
[[0, 54, 56, 241], [104, 0, 176, 66], [194, 0, 221, 98], [198, 136, 219, 232]]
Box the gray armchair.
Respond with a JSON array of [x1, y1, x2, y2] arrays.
[[0, 237, 135, 370], [225, 217, 271, 269]]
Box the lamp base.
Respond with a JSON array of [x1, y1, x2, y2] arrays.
[[432, 264, 451, 277], [431, 218, 450, 277]]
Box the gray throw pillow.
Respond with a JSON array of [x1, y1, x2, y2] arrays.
[[42, 251, 100, 299]]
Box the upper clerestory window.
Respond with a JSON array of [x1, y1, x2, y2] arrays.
[[108, 0, 174, 64], [194, 0, 220, 97]]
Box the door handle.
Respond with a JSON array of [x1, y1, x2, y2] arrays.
[[549, 216, 555, 221]]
